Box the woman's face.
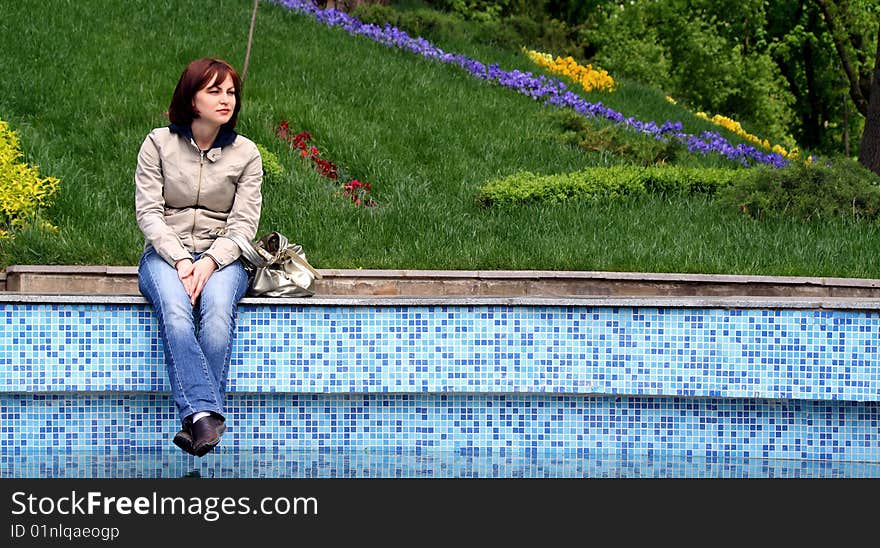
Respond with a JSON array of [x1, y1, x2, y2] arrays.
[[192, 73, 236, 127]]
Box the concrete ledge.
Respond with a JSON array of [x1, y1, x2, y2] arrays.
[[4, 292, 880, 311], [6, 264, 880, 298]]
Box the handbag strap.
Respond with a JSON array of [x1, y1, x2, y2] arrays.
[[284, 244, 323, 279], [212, 229, 270, 269], [212, 228, 322, 279], [263, 232, 322, 279]]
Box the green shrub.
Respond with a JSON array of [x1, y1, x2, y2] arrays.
[[430, 0, 517, 22], [581, 3, 796, 145], [351, 3, 400, 26], [256, 143, 285, 184], [0, 118, 60, 238], [719, 158, 880, 222], [579, 16, 670, 90], [477, 166, 741, 207], [639, 166, 739, 194], [543, 110, 693, 167], [354, 5, 462, 43], [353, 3, 579, 57]]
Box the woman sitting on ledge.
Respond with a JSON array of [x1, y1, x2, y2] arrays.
[[134, 58, 262, 457]]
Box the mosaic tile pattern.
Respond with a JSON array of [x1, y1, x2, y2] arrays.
[[4, 448, 879, 479], [4, 301, 880, 469], [2, 393, 878, 462], [1, 303, 879, 401]]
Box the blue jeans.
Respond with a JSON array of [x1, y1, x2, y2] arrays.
[[138, 246, 249, 423]]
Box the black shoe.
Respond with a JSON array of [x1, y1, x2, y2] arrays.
[[191, 414, 226, 457], [172, 419, 196, 456]]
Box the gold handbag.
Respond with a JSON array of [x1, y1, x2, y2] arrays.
[[217, 230, 321, 297]]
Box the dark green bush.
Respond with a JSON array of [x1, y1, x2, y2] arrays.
[[545, 110, 688, 167], [718, 158, 880, 222], [351, 3, 399, 25], [477, 166, 741, 207], [354, 3, 580, 57], [354, 5, 468, 45]]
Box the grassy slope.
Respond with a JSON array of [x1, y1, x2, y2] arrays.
[[1, 0, 877, 276]]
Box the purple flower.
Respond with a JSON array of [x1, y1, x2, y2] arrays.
[[273, 0, 790, 168]]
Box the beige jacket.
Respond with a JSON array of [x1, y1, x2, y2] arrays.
[[134, 126, 262, 270]]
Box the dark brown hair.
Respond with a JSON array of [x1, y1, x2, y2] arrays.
[[168, 58, 242, 129]]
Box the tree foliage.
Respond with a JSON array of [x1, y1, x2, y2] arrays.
[[579, 1, 797, 145], [405, 0, 879, 170]]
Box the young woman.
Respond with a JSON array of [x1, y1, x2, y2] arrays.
[[135, 58, 262, 457]]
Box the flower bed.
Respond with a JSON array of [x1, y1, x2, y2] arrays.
[[523, 48, 615, 93], [274, 0, 789, 168], [277, 121, 377, 207], [694, 111, 798, 160]]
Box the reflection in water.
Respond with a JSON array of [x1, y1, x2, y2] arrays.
[[3, 448, 879, 478]]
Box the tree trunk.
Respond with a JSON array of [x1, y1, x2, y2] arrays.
[[857, 23, 880, 175], [843, 82, 850, 157], [803, 18, 822, 150], [814, 0, 869, 116], [241, 0, 259, 83]]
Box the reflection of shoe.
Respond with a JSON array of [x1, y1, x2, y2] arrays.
[[192, 414, 226, 457], [172, 420, 196, 456]]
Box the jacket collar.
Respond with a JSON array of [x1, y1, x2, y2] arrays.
[[168, 123, 237, 161]]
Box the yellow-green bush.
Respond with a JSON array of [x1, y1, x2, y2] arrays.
[[0, 118, 59, 238], [476, 166, 741, 207], [255, 143, 285, 184]]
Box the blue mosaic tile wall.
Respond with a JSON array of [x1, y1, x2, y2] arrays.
[[5, 447, 880, 479], [2, 301, 880, 464], [2, 393, 878, 462], [1, 303, 878, 401]]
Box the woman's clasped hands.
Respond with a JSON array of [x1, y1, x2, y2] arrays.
[[175, 256, 218, 305]]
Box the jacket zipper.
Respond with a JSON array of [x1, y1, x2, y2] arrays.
[[191, 149, 205, 236]]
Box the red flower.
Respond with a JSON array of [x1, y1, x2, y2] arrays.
[[277, 121, 376, 207], [276, 120, 290, 140], [293, 131, 311, 150]]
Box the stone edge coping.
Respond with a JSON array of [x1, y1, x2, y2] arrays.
[[3, 389, 873, 404], [5, 265, 880, 288], [3, 293, 880, 311]]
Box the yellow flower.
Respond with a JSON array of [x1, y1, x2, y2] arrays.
[[39, 219, 59, 233], [524, 48, 615, 93], [695, 110, 796, 159]]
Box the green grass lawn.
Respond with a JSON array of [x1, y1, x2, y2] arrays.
[[1, 0, 878, 277]]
